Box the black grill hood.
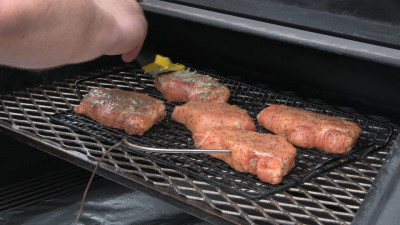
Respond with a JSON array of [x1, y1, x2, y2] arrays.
[[158, 0, 400, 49]]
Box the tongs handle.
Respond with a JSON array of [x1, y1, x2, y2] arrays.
[[123, 139, 230, 154]]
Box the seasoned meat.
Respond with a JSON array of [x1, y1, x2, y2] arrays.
[[257, 104, 362, 154], [172, 101, 256, 133], [74, 88, 166, 135], [193, 127, 297, 184], [154, 70, 230, 103]]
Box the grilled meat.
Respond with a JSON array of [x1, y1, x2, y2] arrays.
[[257, 104, 362, 154], [154, 70, 230, 103], [172, 101, 256, 133], [74, 88, 166, 135], [193, 127, 296, 184]]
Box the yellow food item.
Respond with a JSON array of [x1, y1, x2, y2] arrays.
[[142, 54, 185, 75]]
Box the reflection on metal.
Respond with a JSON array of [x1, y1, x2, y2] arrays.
[[123, 139, 230, 154]]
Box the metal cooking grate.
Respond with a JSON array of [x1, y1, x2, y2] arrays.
[[0, 63, 397, 225], [51, 69, 392, 199]]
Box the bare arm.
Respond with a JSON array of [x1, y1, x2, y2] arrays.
[[0, 0, 147, 69]]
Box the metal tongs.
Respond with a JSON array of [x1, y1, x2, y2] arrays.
[[122, 139, 230, 154]]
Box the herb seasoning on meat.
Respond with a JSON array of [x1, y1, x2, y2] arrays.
[[193, 127, 297, 184], [154, 70, 230, 102], [258, 104, 362, 154], [74, 88, 166, 135]]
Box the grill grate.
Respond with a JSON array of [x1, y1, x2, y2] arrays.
[[0, 63, 397, 224], [51, 68, 392, 199]]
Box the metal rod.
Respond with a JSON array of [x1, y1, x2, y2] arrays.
[[122, 139, 230, 154]]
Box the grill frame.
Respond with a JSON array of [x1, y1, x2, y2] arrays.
[[0, 63, 398, 225]]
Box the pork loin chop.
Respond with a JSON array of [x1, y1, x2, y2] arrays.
[[257, 104, 362, 154], [193, 127, 297, 184], [74, 88, 166, 135], [154, 70, 230, 103], [172, 101, 256, 133]]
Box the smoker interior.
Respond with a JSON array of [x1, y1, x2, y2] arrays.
[[1, 3, 400, 225]]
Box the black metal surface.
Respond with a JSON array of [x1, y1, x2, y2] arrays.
[[50, 68, 393, 199], [352, 134, 400, 225], [158, 0, 400, 49], [1, 177, 210, 225], [0, 166, 95, 212], [141, 0, 400, 73]]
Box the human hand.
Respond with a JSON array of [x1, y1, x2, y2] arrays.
[[0, 0, 148, 69]]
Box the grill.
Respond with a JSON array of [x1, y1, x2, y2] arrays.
[[1, 62, 398, 224], [51, 67, 392, 200]]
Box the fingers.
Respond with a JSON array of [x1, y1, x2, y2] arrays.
[[99, 0, 147, 62], [121, 46, 142, 63]]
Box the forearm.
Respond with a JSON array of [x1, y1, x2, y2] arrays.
[[0, 0, 146, 69]]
